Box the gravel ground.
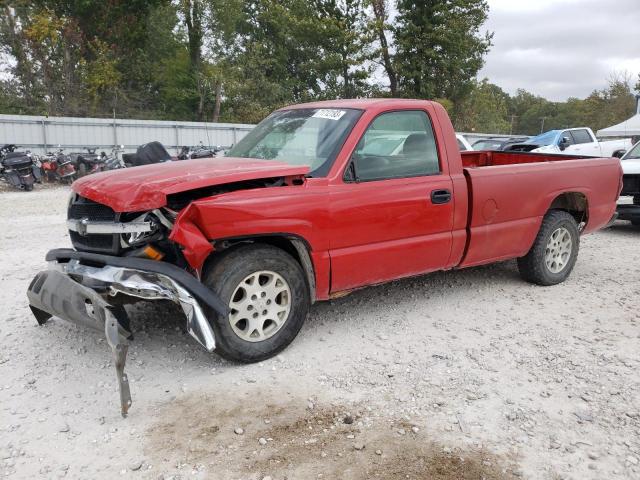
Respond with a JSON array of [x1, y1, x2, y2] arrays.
[[1, 187, 639, 480]]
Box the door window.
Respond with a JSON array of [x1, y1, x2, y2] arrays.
[[560, 131, 576, 146], [570, 129, 592, 144], [348, 111, 440, 182]]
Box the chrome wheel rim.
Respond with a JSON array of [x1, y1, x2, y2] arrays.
[[545, 227, 572, 274], [228, 270, 291, 342]]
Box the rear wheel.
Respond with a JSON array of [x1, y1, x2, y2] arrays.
[[517, 210, 579, 286], [203, 244, 310, 363]]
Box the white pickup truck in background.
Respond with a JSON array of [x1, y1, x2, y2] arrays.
[[617, 141, 640, 226], [456, 133, 473, 151], [507, 127, 631, 157]]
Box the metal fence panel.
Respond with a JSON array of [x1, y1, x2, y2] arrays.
[[0, 114, 255, 155]]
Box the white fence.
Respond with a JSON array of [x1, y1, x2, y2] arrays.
[[0, 114, 255, 155], [0, 113, 523, 156]]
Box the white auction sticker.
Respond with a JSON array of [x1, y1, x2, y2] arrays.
[[312, 109, 346, 121]]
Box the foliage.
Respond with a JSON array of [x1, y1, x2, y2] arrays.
[[393, 0, 492, 104], [454, 79, 510, 133], [0, 0, 637, 136], [504, 74, 637, 136]]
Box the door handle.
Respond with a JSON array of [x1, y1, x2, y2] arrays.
[[431, 189, 452, 204]]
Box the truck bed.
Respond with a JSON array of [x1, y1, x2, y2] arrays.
[[456, 151, 621, 268], [461, 150, 591, 168]]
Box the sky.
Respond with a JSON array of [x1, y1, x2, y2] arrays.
[[478, 0, 640, 101]]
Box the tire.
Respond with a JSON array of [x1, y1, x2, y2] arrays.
[[517, 210, 579, 286], [202, 244, 310, 363], [23, 183, 33, 191]]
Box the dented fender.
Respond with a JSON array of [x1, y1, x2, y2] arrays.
[[169, 203, 214, 270]]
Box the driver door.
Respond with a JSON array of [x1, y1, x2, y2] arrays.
[[328, 109, 454, 292]]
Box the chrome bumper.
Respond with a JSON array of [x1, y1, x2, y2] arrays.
[[26, 249, 226, 417], [67, 218, 153, 235]]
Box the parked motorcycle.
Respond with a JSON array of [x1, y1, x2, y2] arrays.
[[0, 144, 42, 191], [71, 145, 126, 177], [123, 141, 172, 167], [178, 143, 227, 160], [100, 145, 127, 170], [41, 147, 76, 184], [72, 147, 104, 177]]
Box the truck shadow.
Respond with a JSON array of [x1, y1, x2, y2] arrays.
[[123, 260, 521, 361], [605, 221, 640, 237]]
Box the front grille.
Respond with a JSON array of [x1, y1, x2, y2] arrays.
[[68, 196, 120, 254], [622, 175, 640, 196], [68, 197, 116, 221], [69, 230, 118, 251]]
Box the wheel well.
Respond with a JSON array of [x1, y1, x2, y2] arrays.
[[548, 192, 588, 226], [208, 235, 316, 302]]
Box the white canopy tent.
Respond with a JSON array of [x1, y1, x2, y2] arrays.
[[597, 96, 640, 138]]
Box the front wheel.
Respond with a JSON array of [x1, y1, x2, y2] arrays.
[[517, 210, 579, 286], [203, 244, 310, 363]]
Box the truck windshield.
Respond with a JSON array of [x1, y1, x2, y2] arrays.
[[526, 130, 559, 146], [227, 108, 363, 177], [623, 142, 640, 159]]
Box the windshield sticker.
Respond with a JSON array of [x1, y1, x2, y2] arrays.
[[312, 109, 346, 121]]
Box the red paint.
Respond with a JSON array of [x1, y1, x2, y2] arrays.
[[72, 158, 309, 212], [74, 99, 622, 299], [168, 204, 214, 270]]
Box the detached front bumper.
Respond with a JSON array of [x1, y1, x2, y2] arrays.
[[26, 248, 227, 416]]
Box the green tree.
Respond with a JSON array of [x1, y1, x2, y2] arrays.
[[0, 0, 182, 118], [219, 0, 370, 122], [454, 79, 510, 133], [507, 89, 552, 135], [314, 0, 373, 99], [394, 0, 492, 104], [367, 0, 397, 95]]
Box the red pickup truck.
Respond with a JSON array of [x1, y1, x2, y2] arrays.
[[27, 99, 621, 415]]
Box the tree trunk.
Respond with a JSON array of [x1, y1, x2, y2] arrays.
[[183, 0, 204, 120], [342, 51, 350, 98], [183, 0, 203, 69], [371, 0, 397, 95], [196, 76, 205, 121], [212, 81, 222, 122]]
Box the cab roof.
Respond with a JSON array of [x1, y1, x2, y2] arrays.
[[279, 98, 436, 111]]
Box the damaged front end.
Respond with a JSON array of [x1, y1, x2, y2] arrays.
[[27, 249, 226, 417]]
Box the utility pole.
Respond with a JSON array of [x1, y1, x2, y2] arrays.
[[540, 117, 546, 134], [510, 115, 517, 135]]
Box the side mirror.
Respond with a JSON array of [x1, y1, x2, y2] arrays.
[[344, 157, 359, 182], [612, 149, 626, 159], [558, 136, 570, 151]]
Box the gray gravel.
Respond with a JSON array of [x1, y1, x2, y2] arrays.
[[1, 187, 639, 479]]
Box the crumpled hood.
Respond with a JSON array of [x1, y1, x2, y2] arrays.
[[73, 157, 310, 212]]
